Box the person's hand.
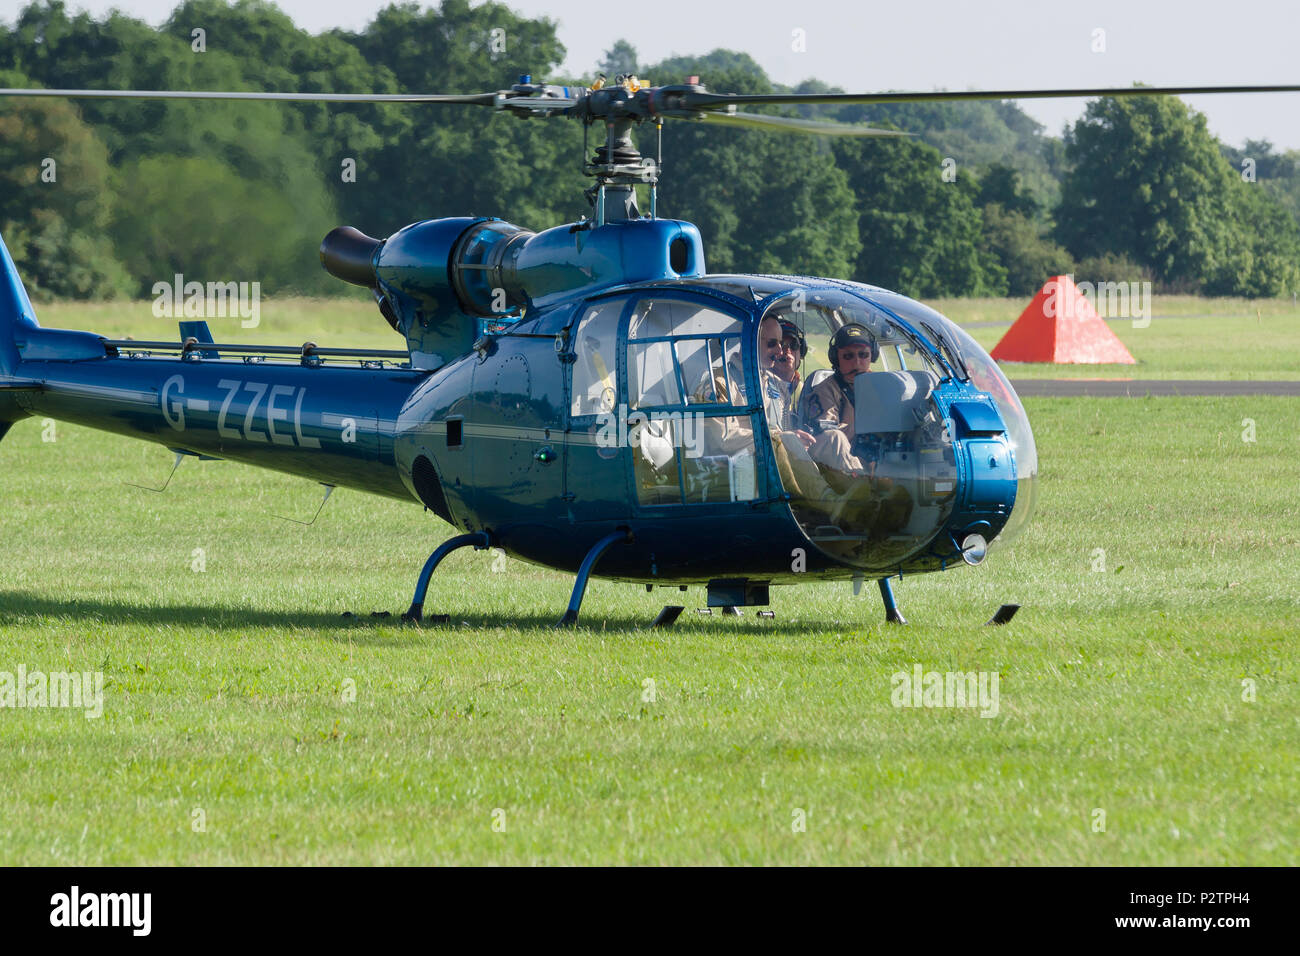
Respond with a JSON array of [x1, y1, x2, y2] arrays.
[[794, 429, 814, 450]]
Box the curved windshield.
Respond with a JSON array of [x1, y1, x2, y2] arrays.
[[757, 289, 957, 570], [858, 291, 1038, 548]]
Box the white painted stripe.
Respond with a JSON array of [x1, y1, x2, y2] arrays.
[[462, 423, 553, 442], [320, 412, 389, 432], [186, 398, 210, 411]]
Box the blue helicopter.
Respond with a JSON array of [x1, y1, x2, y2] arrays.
[[2, 76, 1293, 626]]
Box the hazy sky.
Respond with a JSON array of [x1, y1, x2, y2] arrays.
[[4, 0, 1299, 149]]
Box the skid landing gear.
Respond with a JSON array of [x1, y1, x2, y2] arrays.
[[878, 577, 907, 625], [557, 528, 633, 627], [651, 606, 685, 628], [986, 604, 1021, 626], [401, 532, 492, 623]]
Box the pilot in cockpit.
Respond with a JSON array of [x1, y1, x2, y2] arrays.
[[800, 323, 874, 473], [798, 322, 913, 530]]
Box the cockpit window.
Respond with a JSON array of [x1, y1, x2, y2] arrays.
[[628, 339, 683, 408], [629, 298, 741, 338], [673, 336, 744, 406], [571, 297, 624, 417]]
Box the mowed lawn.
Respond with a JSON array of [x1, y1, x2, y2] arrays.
[[0, 301, 1296, 864]]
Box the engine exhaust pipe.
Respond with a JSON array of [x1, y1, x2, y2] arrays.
[[320, 226, 382, 288]]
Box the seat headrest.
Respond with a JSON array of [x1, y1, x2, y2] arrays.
[[853, 370, 938, 434]]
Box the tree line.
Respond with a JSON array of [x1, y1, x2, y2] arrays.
[[2, 0, 1298, 301]]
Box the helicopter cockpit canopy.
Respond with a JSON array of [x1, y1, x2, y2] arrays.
[[746, 288, 959, 569], [558, 278, 1034, 573]]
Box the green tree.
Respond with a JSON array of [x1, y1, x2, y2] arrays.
[[0, 70, 131, 299], [977, 163, 1040, 218], [161, 0, 409, 230], [1214, 181, 1300, 296], [1221, 139, 1300, 229], [338, 0, 584, 234], [979, 204, 1074, 297], [111, 155, 334, 293], [1220, 138, 1298, 181], [807, 91, 1062, 215], [2, 1, 343, 293], [1056, 93, 1300, 295], [1072, 251, 1152, 288], [652, 49, 768, 88], [648, 54, 858, 278], [833, 136, 1004, 296], [597, 39, 639, 80]]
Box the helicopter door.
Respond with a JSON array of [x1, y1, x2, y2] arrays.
[[564, 296, 634, 521], [623, 296, 760, 508]]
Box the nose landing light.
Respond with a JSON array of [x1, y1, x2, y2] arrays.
[[960, 533, 988, 566]]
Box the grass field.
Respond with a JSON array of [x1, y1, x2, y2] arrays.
[[1, 301, 1297, 864]]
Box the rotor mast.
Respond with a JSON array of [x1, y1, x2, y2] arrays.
[[585, 114, 659, 224], [578, 75, 661, 226]]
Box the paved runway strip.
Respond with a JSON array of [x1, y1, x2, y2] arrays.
[[1010, 379, 1300, 397]]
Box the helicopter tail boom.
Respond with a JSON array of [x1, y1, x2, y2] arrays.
[[14, 349, 423, 501], [0, 230, 430, 499]]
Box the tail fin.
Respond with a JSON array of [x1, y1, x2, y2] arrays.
[[0, 231, 40, 431]]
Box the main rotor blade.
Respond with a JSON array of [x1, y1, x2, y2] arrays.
[[497, 94, 580, 111], [685, 83, 1300, 110], [0, 87, 501, 104], [695, 110, 911, 136]]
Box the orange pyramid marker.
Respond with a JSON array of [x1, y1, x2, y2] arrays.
[[991, 275, 1136, 364]]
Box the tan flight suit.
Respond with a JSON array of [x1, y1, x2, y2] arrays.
[[799, 370, 869, 476], [695, 366, 878, 526]]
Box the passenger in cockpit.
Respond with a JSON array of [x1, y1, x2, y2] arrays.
[[770, 319, 806, 428], [694, 317, 879, 526]]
